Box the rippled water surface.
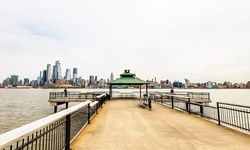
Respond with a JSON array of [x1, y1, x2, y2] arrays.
[[0, 88, 249, 134]]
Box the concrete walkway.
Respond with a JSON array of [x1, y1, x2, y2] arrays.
[[71, 99, 250, 150]]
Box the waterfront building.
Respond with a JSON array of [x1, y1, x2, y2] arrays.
[[56, 79, 66, 86], [23, 78, 29, 86], [31, 80, 38, 88], [205, 81, 216, 89], [65, 69, 71, 81], [246, 81, 250, 88], [184, 78, 192, 88], [98, 79, 105, 88], [10, 75, 19, 86], [160, 80, 171, 88], [73, 68, 78, 85], [173, 81, 183, 88], [52, 61, 62, 84], [2, 77, 11, 87], [84, 80, 88, 88]]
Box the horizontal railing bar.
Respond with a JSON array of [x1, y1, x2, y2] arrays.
[[218, 102, 250, 108], [90, 101, 99, 107], [219, 107, 250, 113], [0, 100, 92, 148], [96, 93, 107, 99]]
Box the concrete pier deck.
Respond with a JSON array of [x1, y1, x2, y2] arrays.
[[71, 99, 250, 150]]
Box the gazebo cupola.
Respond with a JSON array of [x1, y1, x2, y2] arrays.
[[120, 69, 135, 77], [108, 69, 149, 99]]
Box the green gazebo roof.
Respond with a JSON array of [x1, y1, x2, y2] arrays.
[[109, 70, 149, 85]]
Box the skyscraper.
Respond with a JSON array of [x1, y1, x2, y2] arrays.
[[10, 75, 19, 86], [23, 78, 29, 86], [52, 60, 62, 83], [65, 69, 71, 81], [42, 70, 47, 86], [110, 71, 114, 81], [89, 75, 94, 84], [73, 68, 78, 85], [46, 64, 51, 85]]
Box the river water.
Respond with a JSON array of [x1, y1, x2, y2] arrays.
[[0, 88, 250, 134]]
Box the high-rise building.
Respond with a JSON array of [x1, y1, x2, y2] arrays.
[[65, 69, 71, 81], [24, 78, 30, 86], [89, 75, 94, 84], [52, 60, 62, 83], [10, 75, 19, 86], [46, 64, 51, 85], [42, 70, 47, 86], [98, 79, 105, 88], [110, 71, 114, 81], [73, 68, 78, 85], [95, 76, 97, 82]]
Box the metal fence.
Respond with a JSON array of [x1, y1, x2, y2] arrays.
[[156, 94, 250, 133], [0, 93, 109, 150], [217, 102, 250, 132], [49, 92, 102, 100]]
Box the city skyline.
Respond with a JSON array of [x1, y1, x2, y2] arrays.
[[1, 59, 250, 84], [1, 1, 250, 83]]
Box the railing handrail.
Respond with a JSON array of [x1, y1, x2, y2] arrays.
[[217, 102, 250, 108], [161, 94, 190, 99], [0, 100, 92, 148], [96, 93, 107, 99]]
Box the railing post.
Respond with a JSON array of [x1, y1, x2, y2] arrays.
[[161, 95, 163, 104], [186, 102, 189, 112], [217, 102, 221, 125], [100, 98, 102, 108], [171, 96, 174, 108], [54, 106, 57, 113], [65, 114, 71, 150], [200, 105, 204, 117], [188, 98, 191, 114], [96, 102, 98, 114], [88, 103, 91, 124], [148, 97, 152, 110]]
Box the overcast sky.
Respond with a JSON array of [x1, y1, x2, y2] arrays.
[[1, 0, 250, 83]]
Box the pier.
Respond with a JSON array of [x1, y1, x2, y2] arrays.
[[71, 99, 250, 149], [1, 93, 250, 149]]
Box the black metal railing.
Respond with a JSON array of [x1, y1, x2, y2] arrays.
[[157, 94, 250, 133], [217, 102, 250, 132], [49, 92, 102, 100], [0, 93, 109, 150]]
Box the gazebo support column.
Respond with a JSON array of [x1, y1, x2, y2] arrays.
[[139, 85, 141, 98], [109, 85, 112, 99], [146, 84, 148, 96]]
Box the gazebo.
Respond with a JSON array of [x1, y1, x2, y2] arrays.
[[108, 69, 149, 99]]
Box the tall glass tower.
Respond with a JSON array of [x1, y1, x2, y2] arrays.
[[52, 60, 62, 84], [89, 75, 94, 84], [10, 75, 19, 86], [65, 69, 71, 81], [46, 64, 51, 85], [73, 68, 78, 85]]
